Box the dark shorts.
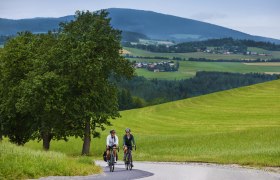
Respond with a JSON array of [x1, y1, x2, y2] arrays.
[[106, 145, 117, 150], [124, 145, 133, 150]]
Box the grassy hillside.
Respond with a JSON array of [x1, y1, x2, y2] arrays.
[[27, 80, 280, 167], [0, 142, 101, 179]]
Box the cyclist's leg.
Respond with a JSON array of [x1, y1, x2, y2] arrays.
[[113, 146, 117, 162], [123, 145, 127, 161], [106, 146, 110, 161], [129, 147, 133, 167], [123, 145, 128, 161]]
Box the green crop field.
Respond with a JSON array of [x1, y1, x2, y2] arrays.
[[125, 47, 280, 60], [132, 59, 280, 80], [0, 142, 101, 179], [125, 47, 280, 80], [27, 80, 280, 167]]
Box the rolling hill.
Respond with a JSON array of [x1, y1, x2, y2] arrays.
[[27, 80, 280, 167], [0, 8, 280, 44]]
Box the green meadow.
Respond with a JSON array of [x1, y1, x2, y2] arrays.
[[124, 47, 280, 80], [125, 47, 280, 60], [27, 80, 280, 167], [132, 59, 280, 80], [0, 142, 101, 179]]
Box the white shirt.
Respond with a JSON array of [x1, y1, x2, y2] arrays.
[[106, 134, 119, 147]]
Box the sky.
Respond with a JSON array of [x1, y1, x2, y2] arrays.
[[1, 0, 279, 39]]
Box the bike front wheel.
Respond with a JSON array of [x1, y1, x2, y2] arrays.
[[125, 154, 129, 170], [110, 164, 114, 172], [129, 159, 132, 170], [110, 154, 115, 172]]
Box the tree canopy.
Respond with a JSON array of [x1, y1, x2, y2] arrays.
[[0, 10, 134, 154]]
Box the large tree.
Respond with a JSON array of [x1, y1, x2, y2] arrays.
[[14, 32, 72, 150], [0, 32, 70, 148], [0, 32, 38, 145], [57, 10, 134, 155], [0, 10, 133, 153]]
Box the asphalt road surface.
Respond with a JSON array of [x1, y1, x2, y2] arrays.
[[40, 161, 280, 180]]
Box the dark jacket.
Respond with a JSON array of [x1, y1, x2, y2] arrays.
[[123, 134, 135, 146]]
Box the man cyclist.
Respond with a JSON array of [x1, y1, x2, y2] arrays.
[[123, 128, 136, 166], [106, 129, 119, 163]]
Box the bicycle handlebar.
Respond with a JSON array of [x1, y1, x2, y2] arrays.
[[109, 146, 120, 152], [125, 145, 136, 151]]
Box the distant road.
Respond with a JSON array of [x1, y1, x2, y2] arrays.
[[40, 161, 280, 180]]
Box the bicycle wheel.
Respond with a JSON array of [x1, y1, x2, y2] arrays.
[[112, 164, 115, 172], [129, 152, 133, 170], [129, 159, 132, 170], [110, 153, 115, 172], [125, 154, 129, 170]]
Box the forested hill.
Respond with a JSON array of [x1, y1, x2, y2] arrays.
[[126, 38, 280, 53], [0, 8, 279, 44]]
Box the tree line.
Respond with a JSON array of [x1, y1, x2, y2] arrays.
[[0, 11, 134, 155], [115, 71, 278, 110], [123, 38, 280, 53], [188, 58, 280, 62]]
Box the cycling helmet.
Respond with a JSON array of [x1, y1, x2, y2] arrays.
[[125, 128, 131, 133], [110, 130, 116, 134]]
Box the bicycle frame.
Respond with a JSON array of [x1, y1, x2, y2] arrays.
[[124, 145, 136, 170], [108, 147, 119, 172]]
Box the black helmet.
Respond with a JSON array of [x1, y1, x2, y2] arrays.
[[125, 128, 131, 133], [110, 130, 116, 134]]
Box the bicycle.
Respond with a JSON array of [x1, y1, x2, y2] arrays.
[[108, 146, 119, 172], [124, 145, 136, 170]]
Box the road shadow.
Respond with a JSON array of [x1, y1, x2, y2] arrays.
[[88, 166, 154, 180]]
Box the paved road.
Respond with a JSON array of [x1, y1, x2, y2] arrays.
[[40, 161, 280, 180]]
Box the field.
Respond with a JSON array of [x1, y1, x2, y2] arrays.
[[125, 47, 280, 60], [244, 62, 280, 66], [124, 47, 280, 80], [27, 80, 280, 167], [132, 59, 280, 80], [0, 142, 101, 179]]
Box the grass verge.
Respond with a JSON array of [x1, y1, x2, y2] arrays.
[[0, 142, 101, 180]]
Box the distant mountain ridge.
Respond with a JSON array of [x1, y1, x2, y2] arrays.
[[0, 8, 279, 44]]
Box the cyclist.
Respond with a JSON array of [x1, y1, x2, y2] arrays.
[[123, 128, 136, 166], [106, 129, 119, 163]]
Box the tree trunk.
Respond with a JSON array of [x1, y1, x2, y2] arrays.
[[42, 132, 52, 150], [82, 120, 91, 155]]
